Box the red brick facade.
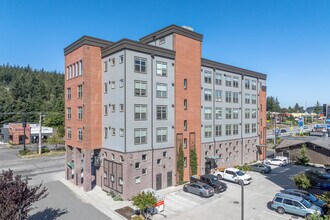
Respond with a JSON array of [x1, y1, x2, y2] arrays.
[[258, 87, 267, 160], [8, 123, 30, 145]]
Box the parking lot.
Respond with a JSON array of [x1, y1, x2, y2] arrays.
[[154, 164, 324, 220]]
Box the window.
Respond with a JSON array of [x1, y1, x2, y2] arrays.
[[111, 58, 115, 66], [120, 55, 124, 63], [104, 105, 108, 116], [119, 104, 124, 112], [204, 125, 212, 138], [233, 92, 239, 103], [120, 156, 124, 162], [215, 73, 222, 85], [135, 162, 140, 169], [134, 57, 146, 73], [184, 120, 187, 131], [245, 109, 250, 119], [283, 199, 293, 206], [110, 81, 115, 89], [215, 107, 222, 119], [184, 99, 187, 110], [67, 108, 71, 119], [215, 90, 222, 102], [67, 88, 71, 100], [204, 70, 212, 83], [163, 151, 167, 158], [159, 37, 165, 45], [233, 108, 239, 119], [111, 154, 115, 160], [226, 124, 232, 136], [156, 83, 167, 98], [204, 107, 212, 120], [134, 128, 147, 144], [67, 127, 71, 139], [275, 197, 283, 203], [251, 80, 257, 90], [252, 124, 257, 133], [104, 127, 108, 139], [251, 94, 257, 104], [245, 94, 250, 104], [77, 85, 83, 99], [142, 154, 147, 161], [156, 105, 167, 120], [184, 157, 187, 167], [78, 128, 83, 141], [183, 138, 187, 149], [184, 79, 187, 89], [104, 83, 108, 94], [119, 79, 124, 88], [245, 79, 250, 89], [120, 128, 124, 137], [233, 76, 239, 88], [245, 124, 250, 134], [156, 128, 167, 142], [112, 128, 115, 136], [135, 105, 147, 120], [225, 108, 232, 119], [111, 104, 115, 112], [104, 61, 108, 72], [156, 61, 167, 76], [251, 109, 257, 119], [215, 125, 222, 137], [233, 124, 239, 135], [135, 176, 141, 184], [78, 107, 83, 120], [157, 159, 161, 165], [134, 81, 147, 96], [69, 65, 72, 79], [225, 75, 232, 87], [225, 91, 232, 103], [142, 168, 147, 175], [204, 89, 212, 101]]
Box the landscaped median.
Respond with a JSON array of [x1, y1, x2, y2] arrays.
[[18, 147, 65, 158]]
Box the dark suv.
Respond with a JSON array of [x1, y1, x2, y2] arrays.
[[198, 174, 227, 193]]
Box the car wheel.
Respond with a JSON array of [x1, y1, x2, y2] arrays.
[[276, 207, 285, 214], [306, 213, 312, 220], [217, 174, 222, 180], [261, 170, 265, 174], [183, 186, 188, 192], [199, 192, 204, 198]]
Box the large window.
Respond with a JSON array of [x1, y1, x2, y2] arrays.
[[135, 105, 147, 120], [251, 94, 257, 104], [204, 71, 212, 84], [156, 106, 167, 120], [252, 124, 257, 133], [134, 128, 147, 144], [67, 127, 71, 139], [245, 124, 250, 134], [78, 128, 83, 141], [215, 73, 222, 85], [215, 125, 222, 137], [245, 94, 250, 104], [156, 61, 167, 76], [233, 92, 239, 103], [204, 89, 212, 101], [78, 107, 83, 120], [251, 109, 257, 119], [156, 83, 167, 98], [252, 80, 257, 90], [67, 88, 71, 100], [134, 81, 147, 96], [245, 79, 250, 89], [233, 124, 239, 135], [245, 109, 250, 119], [225, 108, 232, 119], [134, 57, 146, 73], [77, 85, 83, 99], [225, 91, 232, 103], [104, 83, 108, 94], [204, 107, 212, 120], [226, 124, 232, 136], [156, 128, 167, 143], [215, 107, 222, 119], [233, 76, 239, 88], [67, 108, 71, 119], [204, 125, 212, 138], [215, 90, 222, 102], [225, 75, 232, 87], [233, 108, 239, 119]]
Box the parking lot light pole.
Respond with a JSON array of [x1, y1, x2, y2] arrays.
[[241, 181, 244, 220]]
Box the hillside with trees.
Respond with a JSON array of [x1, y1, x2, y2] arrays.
[[0, 64, 64, 136]]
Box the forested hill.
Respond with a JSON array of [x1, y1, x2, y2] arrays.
[[0, 64, 64, 131]]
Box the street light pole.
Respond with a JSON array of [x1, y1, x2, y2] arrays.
[[22, 116, 26, 151], [38, 113, 42, 155], [241, 181, 244, 220]]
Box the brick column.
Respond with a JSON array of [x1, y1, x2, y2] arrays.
[[65, 146, 73, 180], [83, 149, 92, 191], [74, 147, 82, 185]]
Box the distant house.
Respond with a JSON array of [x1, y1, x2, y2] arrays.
[[275, 137, 330, 165]]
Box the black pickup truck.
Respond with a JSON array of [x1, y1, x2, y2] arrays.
[[190, 174, 227, 193]]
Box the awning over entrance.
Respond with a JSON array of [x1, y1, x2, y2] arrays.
[[67, 162, 74, 169]]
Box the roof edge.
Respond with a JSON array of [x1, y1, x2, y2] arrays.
[[64, 36, 113, 55]]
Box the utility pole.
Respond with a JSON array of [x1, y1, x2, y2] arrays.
[[38, 113, 42, 155], [22, 116, 26, 151], [273, 114, 277, 146], [241, 181, 244, 220]]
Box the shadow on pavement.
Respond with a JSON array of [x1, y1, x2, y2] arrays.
[[28, 207, 68, 220]]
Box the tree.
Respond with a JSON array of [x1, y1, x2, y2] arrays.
[[190, 146, 197, 176], [177, 144, 184, 183], [296, 144, 310, 165], [0, 169, 48, 220], [294, 103, 301, 112], [314, 101, 321, 115], [292, 173, 311, 189], [47, 132, 64, 150], [132, 192, 157, 218]]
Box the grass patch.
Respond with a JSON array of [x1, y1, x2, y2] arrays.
[[19, 149, 65, 158]]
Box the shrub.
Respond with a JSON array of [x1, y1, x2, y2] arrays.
[[41, 147, 50, 154], [292, 173, 311, 189], [296, 144, 310, 165], [113, 195, 123, 201], [190, 146, 197, 176], [19, 149, 30, 156], [234, 163, 252, 172], [132, 192, 157, 218], [177, 144, 184, 183]]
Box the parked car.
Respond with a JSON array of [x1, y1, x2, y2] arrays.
[[271, 193, 323, 219], [183, 182, 214, 198], [280, 129, 287, 133], [213, 168, 252, 185], [325, 165, 330, 173], [282, 189, 327, 211], [264, 158, 287, 166], [250, 163, 272, 174], [190, 174, 227, 193]]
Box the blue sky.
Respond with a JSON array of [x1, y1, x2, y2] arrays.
[[0, 0, 329, 108]]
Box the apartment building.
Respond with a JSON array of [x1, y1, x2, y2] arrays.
[[64, 25, 267, 199]]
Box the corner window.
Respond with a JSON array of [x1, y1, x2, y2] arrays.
[[134, 57, 146, 73], [156, 61, 167, 76], [204, 70, 212, 84]]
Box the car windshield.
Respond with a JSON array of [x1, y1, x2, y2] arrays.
[[210, 177, 218, 183], [307, 193, 318, 202], [236, 171, 245, 176], [301, 199, 312, 208]]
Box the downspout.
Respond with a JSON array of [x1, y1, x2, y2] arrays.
[[124, 50, 127, 153], [241, 75, 244, 165], [151, 55, 154, 189]]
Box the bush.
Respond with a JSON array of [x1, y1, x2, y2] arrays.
[[292, 173, 311, 189], [19, 149, 30, 156], [107, 191, 116, 198], [234, 163, 252, 172], [41, 147, 50, 154], [113, 195, 123, 201], [296, 144, 310, 166]]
